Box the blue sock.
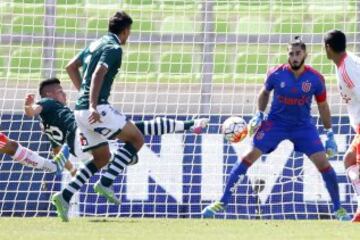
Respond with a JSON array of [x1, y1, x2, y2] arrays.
[[220, 160, 251, 205], [320, 166, 341, 212]]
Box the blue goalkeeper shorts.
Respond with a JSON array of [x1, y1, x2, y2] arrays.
[[253, 120, 325, 157]]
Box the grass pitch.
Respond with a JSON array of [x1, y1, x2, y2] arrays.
[[0, 218, 359, 240]]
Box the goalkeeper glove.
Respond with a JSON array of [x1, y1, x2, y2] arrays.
[[248, 111, 266, 136], [325, 128, 337, 158]]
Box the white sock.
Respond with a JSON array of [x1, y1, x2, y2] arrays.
[[174, 120, 184, 132], [346, 164, 360, 211], [12, 144, 57, 173]]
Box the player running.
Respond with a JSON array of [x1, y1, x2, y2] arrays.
[[324, 29, 360, 222], [202, 36, 350, 221], [25, 78, 208, 176]]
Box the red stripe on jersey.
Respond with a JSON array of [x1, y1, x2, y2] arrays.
[[306, 65, 327, 103], [315, 91, 327, 103], [342, 65, 355, 88], [336, 52, 347, 68], [340, 64, 355, 89], [340, 65, 350, 88], [305, 65, 326, 83]]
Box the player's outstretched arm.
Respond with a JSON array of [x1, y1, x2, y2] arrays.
[[65, 57, 82, 91], [24, 94, 43, 117]]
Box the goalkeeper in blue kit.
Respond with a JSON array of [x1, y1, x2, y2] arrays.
[[202, 36, 350, 221]]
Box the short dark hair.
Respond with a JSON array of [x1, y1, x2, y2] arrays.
[[39, 78, 61, 97], [108, 11, 133, 35], [324, 29, 346, 53], [288, 36, 306, 51]]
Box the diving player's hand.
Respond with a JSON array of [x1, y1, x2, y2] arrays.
[[25, 94, 35, 107], [325, 129, 338, 158], [88, 107, 102, 124], [247, 111, 266, 136]]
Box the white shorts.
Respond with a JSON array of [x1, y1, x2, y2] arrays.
[[71, 128, 92, 161], [70, 129, 122, 164], [74, 104, 128, 152]]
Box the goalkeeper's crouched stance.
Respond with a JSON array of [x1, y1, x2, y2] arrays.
[[202, 37, 351, 221], [0, 132, 69, 174]]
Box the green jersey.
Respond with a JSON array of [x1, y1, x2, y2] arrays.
[[37, 98, 77, 155], [75, 33, 123, 110]]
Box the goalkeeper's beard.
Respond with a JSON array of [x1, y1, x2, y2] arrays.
[[289, 58, 305, 71]]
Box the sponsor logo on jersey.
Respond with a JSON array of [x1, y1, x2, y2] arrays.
[[301, 81, 311, 93], [277, 95, 309, 106], [280, 82, 285, 88]]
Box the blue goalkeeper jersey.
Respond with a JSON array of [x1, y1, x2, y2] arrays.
[[265, 64, 327, 126]]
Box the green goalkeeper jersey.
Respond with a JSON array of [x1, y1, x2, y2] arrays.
[[75, 33, 123, 110], [37, 98, 77, 155]]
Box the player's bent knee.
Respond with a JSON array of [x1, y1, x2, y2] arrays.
[[242, 154, 258, 165], [309, 152, 329, 170], [346, 164, 359, 181], [134, 134, 144, 150], [315, 161, 330, 171], [3, 140, 19, 155], [128, 132, 144, 151], [92, 147, 112, 168], [242, 147, 262, 165]]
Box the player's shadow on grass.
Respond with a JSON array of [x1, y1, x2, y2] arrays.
[[88, 219, 140, 224]]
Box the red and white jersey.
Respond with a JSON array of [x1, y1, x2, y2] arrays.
[[335, 52, 360, 130]]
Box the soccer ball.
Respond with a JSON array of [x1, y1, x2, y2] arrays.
[[222, 116, 248, 143]]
